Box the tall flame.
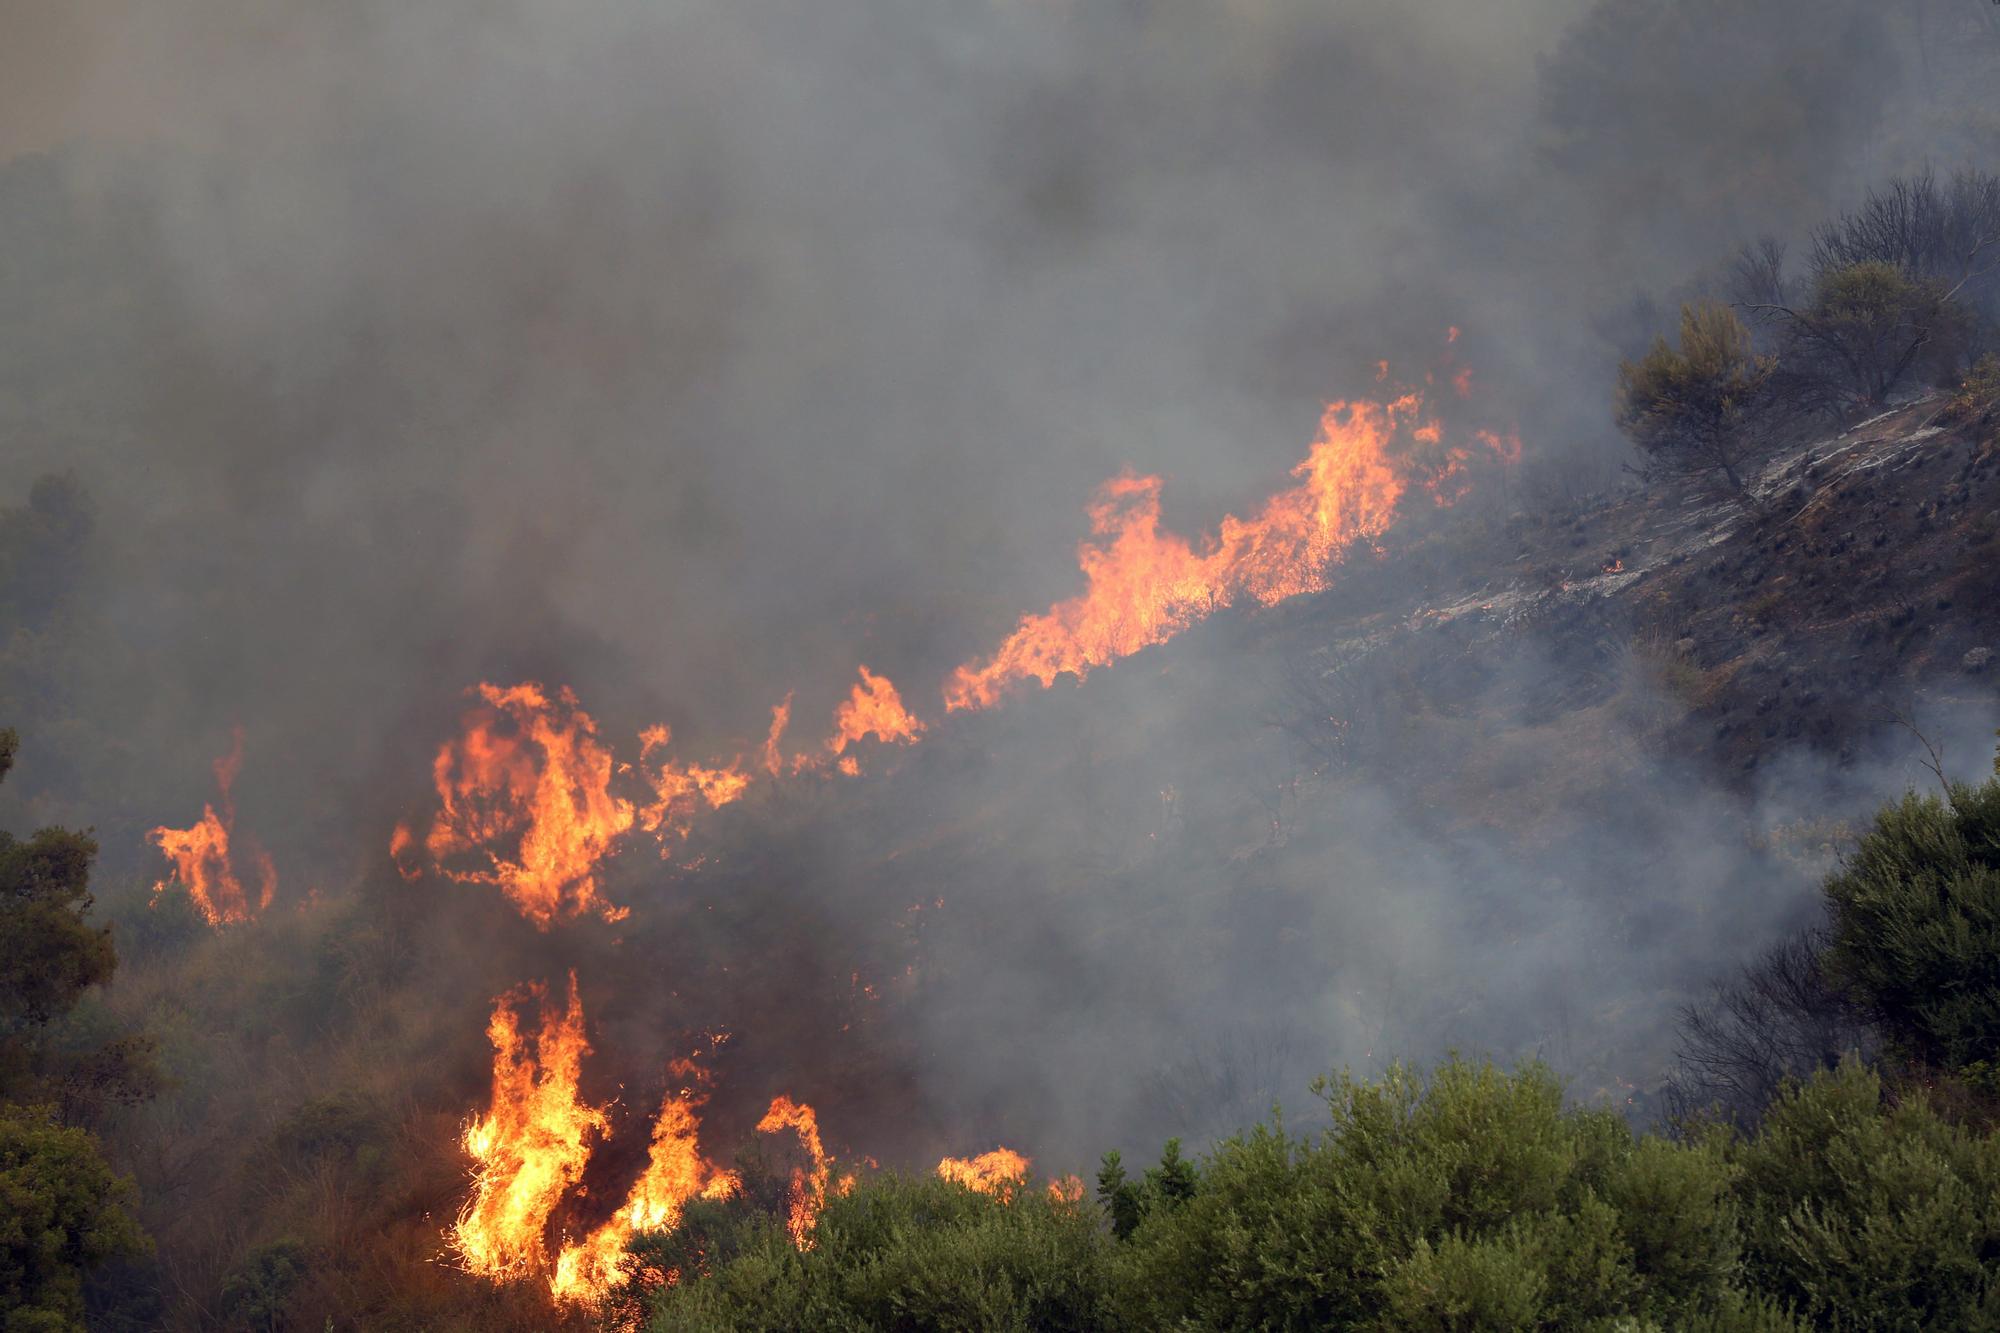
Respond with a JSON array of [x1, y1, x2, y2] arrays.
[[406, 683, 636, 928], [148, 728, 275, 926], [936, 1147, 1032, 1200], [549, 1059, 739, 1304], [944, 396, 1424, 711], [454, 974, 607, 1280], [755, 1095, 832, 1248]]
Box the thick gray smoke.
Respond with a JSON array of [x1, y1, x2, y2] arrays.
[[1, 0, 1995, 1173]]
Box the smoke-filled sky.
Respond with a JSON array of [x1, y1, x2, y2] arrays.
[[2, 0, 1996, 1168]]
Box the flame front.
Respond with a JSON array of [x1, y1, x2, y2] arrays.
[[408, 683, 636, 928], [454, 973, 607, 1280], [936, 1147, 1033, 1200], [944, 396, 1424, 711], [549, 1060, 739, 1304], [755, 1095, 832, 1248], [148, 729, 275, 926]]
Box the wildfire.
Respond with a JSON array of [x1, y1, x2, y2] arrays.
[[763, 692, 794, 776], [148, 728, 275, 926], [944, 396, 1431, 710], [454, 974, 607, 1281], [550, 1060, 740, 1304], [824, 665, 925, 760], [636, 725, 751, 839], [936, 1147, 1032, 1200], [406, 683, 636, 928], [756, 1095, 833, 1248]]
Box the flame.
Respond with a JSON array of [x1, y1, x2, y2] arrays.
[[945, 396, 1427, 710], [755, 1096, 832, 1248], [453, 974, 607, 1280], [1048, 1173, 1086, 1205], [412, 683, 636, 928], [762, 692, 794, 776], [825, 666, 925, 759], [636, 725, 751, 839], [148, 729, 275, 926], [550, 1060, 740, 1304], [936, 1147, 1032, 1200]]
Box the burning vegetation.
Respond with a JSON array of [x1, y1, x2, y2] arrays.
[[148, 729, 275, 927]]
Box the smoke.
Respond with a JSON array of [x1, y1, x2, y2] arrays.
[[1, 0, 1996, 1195]]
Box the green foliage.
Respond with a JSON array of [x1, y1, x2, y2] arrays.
[[1821, 758, 2000, 1070], [1736, 1057, 2000, 1329], [1118, 1057, 1769, 1331], [218, 1238, 310, 1333], [0, 825, 114, 1038], [639, 1174, 1121, 1332], [0, 1103, 147, 1333], [1616, 301, 1774, 491]]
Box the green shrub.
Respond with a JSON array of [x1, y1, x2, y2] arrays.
[[1821, 759, 2000, 1071], [640, 1174, 1120, 1332], [1736, 1057, 2000, 1328]]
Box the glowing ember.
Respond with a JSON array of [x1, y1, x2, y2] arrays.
[[936, 1147, 1032, 1200], [148, 728, 275, 926], [407, 683, 636, 928], [454, 974, 607, 1280], [550, 1060, 739, 1304], [756, 1095, 832, 1248], [824, 666, 925, 760], [945, 396, 1430, 711]]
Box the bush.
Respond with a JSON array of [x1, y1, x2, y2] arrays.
[[1821, 757, 2000, 1071], [1616, 301, 1775, 492], [639, 1174, 1121, 1332], [1119, 1057, 1773, 1330], [1736, 1057, 2000, 1328]]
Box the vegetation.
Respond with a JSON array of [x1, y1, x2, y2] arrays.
[[0, 732, 150, 1332], [616, 1054, 2000, 1332], [1619, 169, 2000, 488], [609, 747, 2000, 1330], [1615, 301, 1774, 491]]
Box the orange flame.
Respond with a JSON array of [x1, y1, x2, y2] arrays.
[[454, 973, 607, 1280], [763, 692, 794, 777], [755, 1095, 832, 1248], [825, 666, 925, 759], [936, 1147, 1032, 1200], [636, 725, 751, 839], [945, 396, 1427, 710], [550, 1060, 740, 1304], [410, 683, 636, 928], [148, 729, 275, 926]]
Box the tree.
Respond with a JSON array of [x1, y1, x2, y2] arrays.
[[0, 733, 151, 1332], [1616, 301, 1775, 492], [1809, 168, 2000, 334], [1820, 748, 2000, 1072], [1752, 260, 1978, 413], [0, 1105, 146, 1332]]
